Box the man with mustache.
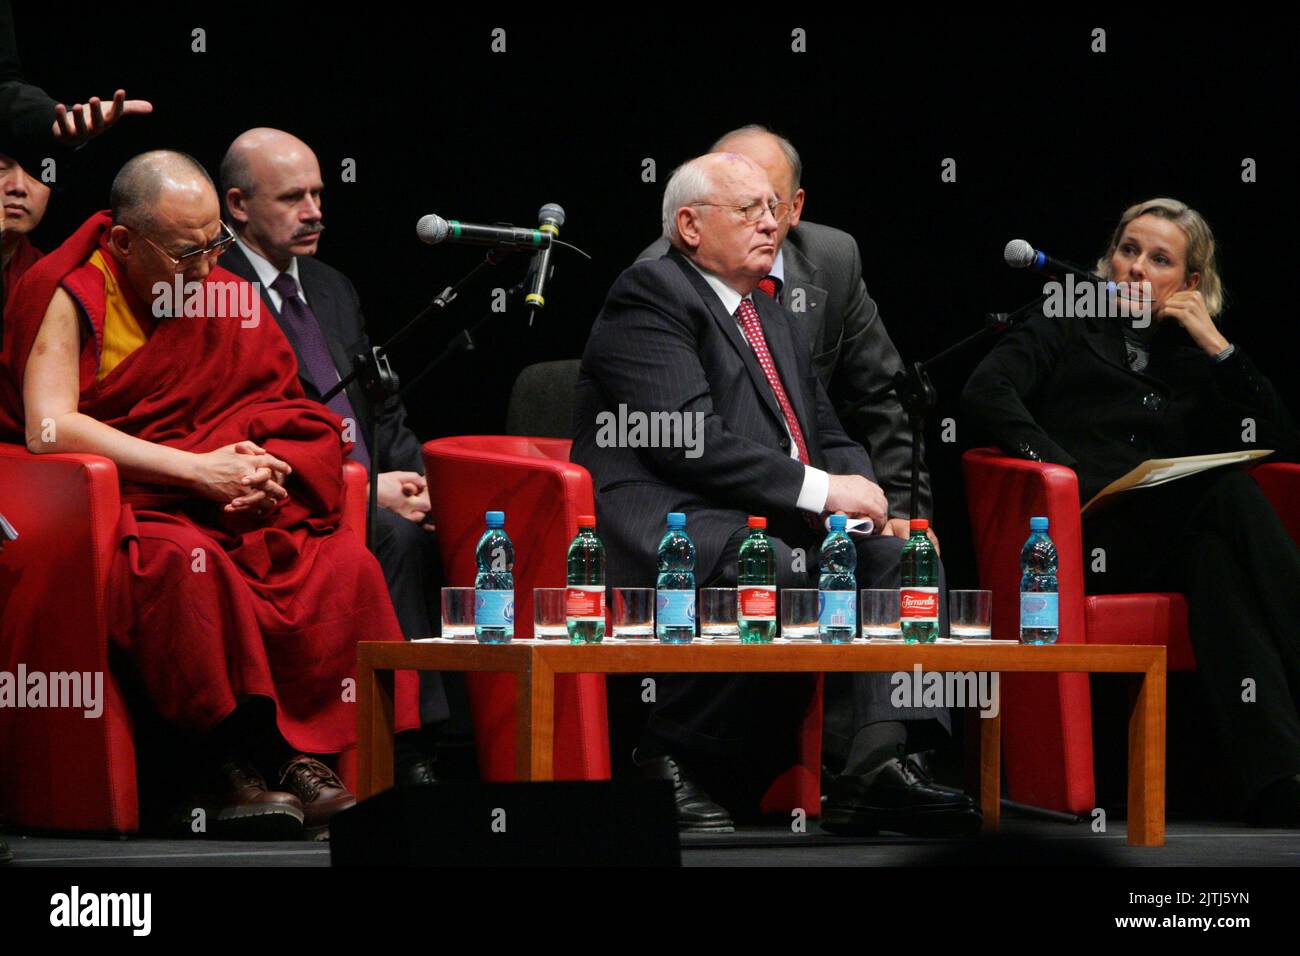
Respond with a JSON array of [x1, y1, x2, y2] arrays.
[[219, 128, 448, 783], [1, 151, 49, 294]]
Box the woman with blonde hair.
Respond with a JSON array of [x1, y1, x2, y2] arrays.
[[964, 197, 1300, 826]]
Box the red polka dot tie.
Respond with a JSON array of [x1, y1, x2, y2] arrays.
[[735, 296, 810, 464]]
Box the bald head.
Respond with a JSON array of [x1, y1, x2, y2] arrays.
[[709, 126, 804, 247], [221, 128, 324, 270], [110, 150, 215, 232]]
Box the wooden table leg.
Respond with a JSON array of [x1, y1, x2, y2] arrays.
[[1127, 657, 1166, 846], [980, 705, 1001, 833], [515, 657, 555, 781], [356, 652, 394, 800]]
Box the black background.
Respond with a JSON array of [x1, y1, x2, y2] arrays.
[[14, 7, 1300, 587]]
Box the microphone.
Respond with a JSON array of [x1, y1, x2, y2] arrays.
[[416, 214, 553, 250], [1003, 239, 1099, 284], [524, 203, 565, 320]]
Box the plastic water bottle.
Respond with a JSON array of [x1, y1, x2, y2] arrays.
[[566, 515, 605, 644], [737, 516, 777, 644], [900, 518, 939, 644], [656, 512, 696, 643], [474, 510, 514, 643], [818, 514, 857, 644], [1020, 516, 1059, 645]]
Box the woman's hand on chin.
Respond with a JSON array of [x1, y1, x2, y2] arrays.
[[1157, 290, 1229, 356]]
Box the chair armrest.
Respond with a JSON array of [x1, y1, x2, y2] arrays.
[[961, 447, 1086, 644], [422, 436, 595, 632], [340, 460, 368, 545], [0, 445, 121, 672], [1251, 462, 1300, 546]]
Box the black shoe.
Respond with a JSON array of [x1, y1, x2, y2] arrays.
[[822, 756, 982, 838], [397, 756, 439, 787], [1245, 774, 1300, 827], [634, 750, 735, 833]]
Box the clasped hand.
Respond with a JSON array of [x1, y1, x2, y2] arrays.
[[191, 441, 292, 517]]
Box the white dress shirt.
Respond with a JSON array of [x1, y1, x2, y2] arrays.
[[234, 236, 306, 311]]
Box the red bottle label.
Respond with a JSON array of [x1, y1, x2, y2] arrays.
[[900, 587, 939, 622], [738, 585, 777, 620], [566, 586, 605, 620]]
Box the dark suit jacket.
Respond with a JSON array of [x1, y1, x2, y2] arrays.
[[571, 248, 874, 585], [640, 220, 930, 518], [221, 243, 424, 475], [961, 309, 1300, 503]]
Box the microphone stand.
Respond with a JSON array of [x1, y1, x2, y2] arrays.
[[320, 248, 519, 554], [840, 292, 1047, 521]]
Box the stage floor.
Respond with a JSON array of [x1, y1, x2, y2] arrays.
[[4, 818, 1297, 866]]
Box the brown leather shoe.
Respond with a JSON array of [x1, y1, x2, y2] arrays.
[[279, 756, 355, 834], [209, 761, 305, 840]]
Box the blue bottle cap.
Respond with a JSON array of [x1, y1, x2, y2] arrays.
[[1030, 516, 1049, 532], [666, 512, 686, 529], [485, 510, 505, 528], [829, 514, 847, 532]]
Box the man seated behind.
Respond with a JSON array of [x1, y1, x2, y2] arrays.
[[0, 150, 417, 838]]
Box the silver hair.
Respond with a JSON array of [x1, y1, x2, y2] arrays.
[[710, 124, 802, 193], [661, 158, 719, 249]]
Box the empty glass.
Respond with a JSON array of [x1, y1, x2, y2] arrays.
[[861, 589, 902, 640], [780, 589, 819, 639], [440, 587, 475, 640], [612, 587, 655, 640], [699, 588, 738, 640], [949, 589, 993, 639], [533, 588, 568, 640]]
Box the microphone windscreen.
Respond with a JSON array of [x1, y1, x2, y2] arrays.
[[1004, 239, 1035, 268], [538, 203, 566, 227], [416, 214, 449, 245]]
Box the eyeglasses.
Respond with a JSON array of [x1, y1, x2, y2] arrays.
[[691, 199, 790, 225], [140, 221, 237, 271]]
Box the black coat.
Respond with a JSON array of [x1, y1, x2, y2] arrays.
[[962, 309, 1299, 503], [571, 248, 874, 585], [221, 243, 425, 475]]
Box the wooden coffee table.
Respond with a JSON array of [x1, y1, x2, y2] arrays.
[[355, 639, 1166, 846]]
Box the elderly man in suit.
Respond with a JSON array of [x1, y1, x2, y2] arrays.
[[572, 152, 978, 835], [218, 128, 447, 783], [638, 125, 938, 775]]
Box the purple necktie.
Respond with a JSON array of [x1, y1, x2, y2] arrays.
[[271, 272, 370, 472]]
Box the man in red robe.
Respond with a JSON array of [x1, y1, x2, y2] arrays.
[[0, 151, 48, 297], [0, 150, 416, 839]]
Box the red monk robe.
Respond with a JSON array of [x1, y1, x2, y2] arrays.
[[0, 211, 417, 753], [3, 232, 43, 299]]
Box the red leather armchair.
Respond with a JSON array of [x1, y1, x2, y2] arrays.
[[421, 435, 823, 814], [962, 447, 1300, 812], [0, 445, 370, 833]]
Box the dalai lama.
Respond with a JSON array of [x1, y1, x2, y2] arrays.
[[0, 150, 416, 839]]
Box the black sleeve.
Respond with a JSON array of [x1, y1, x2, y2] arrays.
[[961, 311, 1080, 467], [0, 2, 59, 160], [1202, 346, 1300, 460], [343, 277, 425, 475]]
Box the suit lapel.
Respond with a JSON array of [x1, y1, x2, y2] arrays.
[[669, 251, 785, 427], [780, 235, 829, 349], [753, 290, 815, 441]]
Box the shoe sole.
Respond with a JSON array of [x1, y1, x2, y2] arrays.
[[213, 806, 305, 841], [820, 805, 982, 838], [681, 822, 736, 834]]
